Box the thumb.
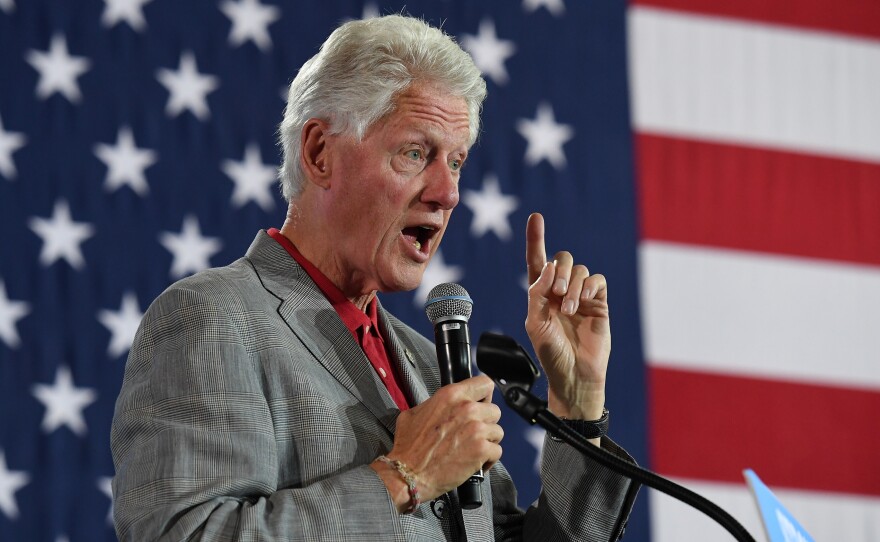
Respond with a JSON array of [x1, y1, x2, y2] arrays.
[[528, 260, 556, 312], [529, 261, 556, 299]]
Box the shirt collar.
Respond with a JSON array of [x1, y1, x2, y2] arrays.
[[267, 228, 379, 335]]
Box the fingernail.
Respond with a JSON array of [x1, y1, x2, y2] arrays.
[[554, 279, 567, 294], [563, 300, 575, 315]]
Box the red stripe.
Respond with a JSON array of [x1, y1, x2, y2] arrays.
[[636, 133, 880, 267], [632, 0, 880, 41], [649, 366, 880, 496]]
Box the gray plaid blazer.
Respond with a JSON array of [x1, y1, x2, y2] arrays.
[[111, 231, 638, 541]]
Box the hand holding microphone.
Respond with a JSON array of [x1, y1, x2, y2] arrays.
[[373, 283, 502, 513], [383, 375, 501, 511]]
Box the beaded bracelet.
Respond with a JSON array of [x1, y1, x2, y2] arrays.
[[377, 455, 421, 514]]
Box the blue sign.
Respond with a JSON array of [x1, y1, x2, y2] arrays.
[[744, 469, 814, 542]]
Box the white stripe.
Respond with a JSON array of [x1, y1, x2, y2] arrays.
[[628, 7, 880, 163], [639, 241, 880, 389], [650, 477, 880, 542]]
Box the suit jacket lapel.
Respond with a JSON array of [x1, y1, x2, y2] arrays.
[[377, 305, 432, 406], [245, 231, 400, 436]]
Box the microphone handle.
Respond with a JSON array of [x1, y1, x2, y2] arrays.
[[433, 320, 484, 510]]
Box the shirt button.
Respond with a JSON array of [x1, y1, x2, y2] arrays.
[[378, 367, 387, 378], [431, 496, 448, 519]]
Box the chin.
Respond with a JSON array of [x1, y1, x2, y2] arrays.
[[386, 278, 422, 294], [378, 267, 426, 294]]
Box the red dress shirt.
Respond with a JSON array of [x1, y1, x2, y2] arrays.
[[267, 228, 411, 410]]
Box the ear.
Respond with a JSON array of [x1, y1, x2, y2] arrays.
[[300, 118, 333, 189]]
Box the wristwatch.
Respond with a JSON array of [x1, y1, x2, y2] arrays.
[[550, 408, 609, 441]]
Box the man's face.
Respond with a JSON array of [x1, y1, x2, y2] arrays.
[[324, 82, 471, 296]]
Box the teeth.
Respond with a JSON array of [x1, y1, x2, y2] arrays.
[[414, 240, 422, 250]]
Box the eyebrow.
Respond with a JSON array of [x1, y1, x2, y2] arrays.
[[398, 123, 470, 154]]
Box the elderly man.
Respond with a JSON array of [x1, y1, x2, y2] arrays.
[[111, 14, 639, 541]]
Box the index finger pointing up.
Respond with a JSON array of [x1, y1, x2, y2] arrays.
[[526, 213, 548, 285]]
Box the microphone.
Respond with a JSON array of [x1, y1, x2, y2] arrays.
[[424, 282, 483, 510]]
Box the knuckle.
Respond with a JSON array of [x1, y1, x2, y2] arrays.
[[459, 401, 480, 418], [477, 374, 494, 388], [477, 443, 492, 460], [439, 382, 461, 401], [486, 441, 503, 461], [553, 250, 572, 262], [464, 419, 484, 436], [487, 422, 504, 443], [461, 420, 485, 443]]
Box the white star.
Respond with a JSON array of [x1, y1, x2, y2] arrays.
[[28, 200, 96, 270], [0, 450, 29, 520], [413, 250, 464, 307], [31, 366, 98, 436], [97, 476, 113, 524], [97, 292, 143, 358], [462, 174, 519, 241], [93, 126, 157, 196], [101, 0, 153, 31], [522, 0, 566, 16], [517, 102, 574, 170], [0, 0, 16, 14], [0, 280, 30, 349], [25, 34, 91, 103], [159, 215, 223, 279], [525, 426, 546, 473], [460, 20, 516, 86], [0, 114, 27, 180], [222, 143, 277, 211], [220, 0, 280, 52], [156, 52, 219, 120]]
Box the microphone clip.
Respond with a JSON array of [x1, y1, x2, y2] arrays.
[[475, 332, 545, 424]]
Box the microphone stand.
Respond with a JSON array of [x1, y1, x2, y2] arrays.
[[476, 333, 756, 542]]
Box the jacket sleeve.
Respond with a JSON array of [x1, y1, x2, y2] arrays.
[[489, 432, 641, 541], [110, 285, 405, 542]]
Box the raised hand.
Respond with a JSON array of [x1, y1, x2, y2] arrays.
[[524, 213, 610, 423]]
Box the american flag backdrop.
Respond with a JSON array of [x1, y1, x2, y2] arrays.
[[0, 1, 877, 541]]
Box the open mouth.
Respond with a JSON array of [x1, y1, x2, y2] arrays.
[[402, 225, 438, 254]]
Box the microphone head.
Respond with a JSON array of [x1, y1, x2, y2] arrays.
[[424, 283, 473, 324]]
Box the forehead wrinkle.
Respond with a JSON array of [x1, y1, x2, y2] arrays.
[[405, 111, 470, 136], [395, 92, 469, 124], [396, 103, 470, 145]]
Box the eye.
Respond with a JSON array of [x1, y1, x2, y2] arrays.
[[405, 149, 423, 161], [449, 158, 463, 172]]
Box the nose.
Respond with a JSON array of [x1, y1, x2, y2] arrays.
[[421, 160, 459, 210]]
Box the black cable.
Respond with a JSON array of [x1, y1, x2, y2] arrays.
[[477, 332, 757, 541], [531, 407, 756, 542]]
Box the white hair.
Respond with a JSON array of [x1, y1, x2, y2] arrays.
[[277, 15, 487, 201]]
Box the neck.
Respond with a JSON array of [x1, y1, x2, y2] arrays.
[[279, 202, 376, 312]]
